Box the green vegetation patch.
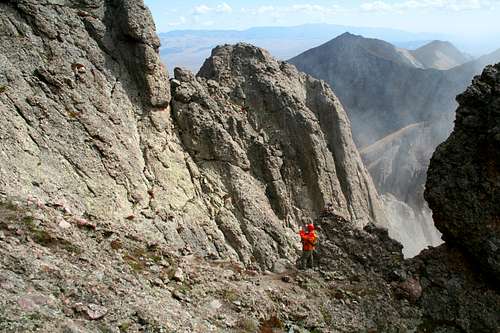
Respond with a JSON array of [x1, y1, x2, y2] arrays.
[[122, 245, 166, 273], [221, 288, 239, 303], [0, 200, 81, 255]]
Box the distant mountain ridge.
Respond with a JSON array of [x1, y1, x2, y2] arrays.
[[159, 24, 444, 73], [289, 32, 500, 147], [410, 40, 472, 70]]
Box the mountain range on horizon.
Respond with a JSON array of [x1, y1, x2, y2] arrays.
[[290, 32, 500, 147], [159, 23, 500, 74]]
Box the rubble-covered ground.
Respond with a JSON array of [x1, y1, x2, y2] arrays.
[[0, 194, 423, 333]]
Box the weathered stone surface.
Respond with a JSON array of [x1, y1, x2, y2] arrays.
[[1, 1, 497, 331], [0, 0, 251, 271], [425, 63, 500, 281], [0, 0, 172, 225], [175, 43, 386, 227]]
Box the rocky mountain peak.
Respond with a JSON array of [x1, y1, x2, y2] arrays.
[[336, 31, 359, 40], [171, 43, 388, 266], [0, 0, 387, 272]]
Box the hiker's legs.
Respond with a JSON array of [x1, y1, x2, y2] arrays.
[[299, 251, 307, 269], [301, 251, 313, 269], [307, 251, 314, 269]]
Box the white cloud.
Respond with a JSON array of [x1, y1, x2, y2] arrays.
[[216, 3, 233, 13], [291, 4, 330, 12], [193, 2, 232, 15], [194, 4, 211, 14], [360, 0, 496, 12], [247, 3, 342, 16]]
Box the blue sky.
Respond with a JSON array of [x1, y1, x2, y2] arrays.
[[145, 0, 500, 36]]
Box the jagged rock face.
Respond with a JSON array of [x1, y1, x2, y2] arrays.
[[425, 63, 500, 281], [0, 0, 172, 221], [170, 43, 387, 266], [0, 1, 387, 269], [0, 0, 246, 266]]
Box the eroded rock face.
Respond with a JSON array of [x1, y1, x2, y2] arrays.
[[425, 63, 500, 280], [0, 0, 242, 266], [200, 44, 385, 227], [0, 0, 171, 222]]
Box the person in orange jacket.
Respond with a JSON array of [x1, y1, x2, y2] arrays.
[[299, 223, 317, 269]]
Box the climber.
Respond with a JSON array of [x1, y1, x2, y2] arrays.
[[299, 223, 317, 269]]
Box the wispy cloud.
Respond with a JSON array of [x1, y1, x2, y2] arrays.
[[243, 3, 343, 16], [193, 2, 232, 15], [360, 0, 496, 12]]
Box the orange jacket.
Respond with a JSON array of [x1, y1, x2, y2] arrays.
[[299, 230, 317, 251]]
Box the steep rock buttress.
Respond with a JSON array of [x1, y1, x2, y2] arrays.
[[409, 64, 500, 332], [425, 63, 500, 281]]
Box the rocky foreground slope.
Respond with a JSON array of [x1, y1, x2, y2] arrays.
[[0, 0, 499, 332]]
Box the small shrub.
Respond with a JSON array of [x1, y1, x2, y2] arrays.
[[237, 317, 259, 333], [221, 289, 239, 302]]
